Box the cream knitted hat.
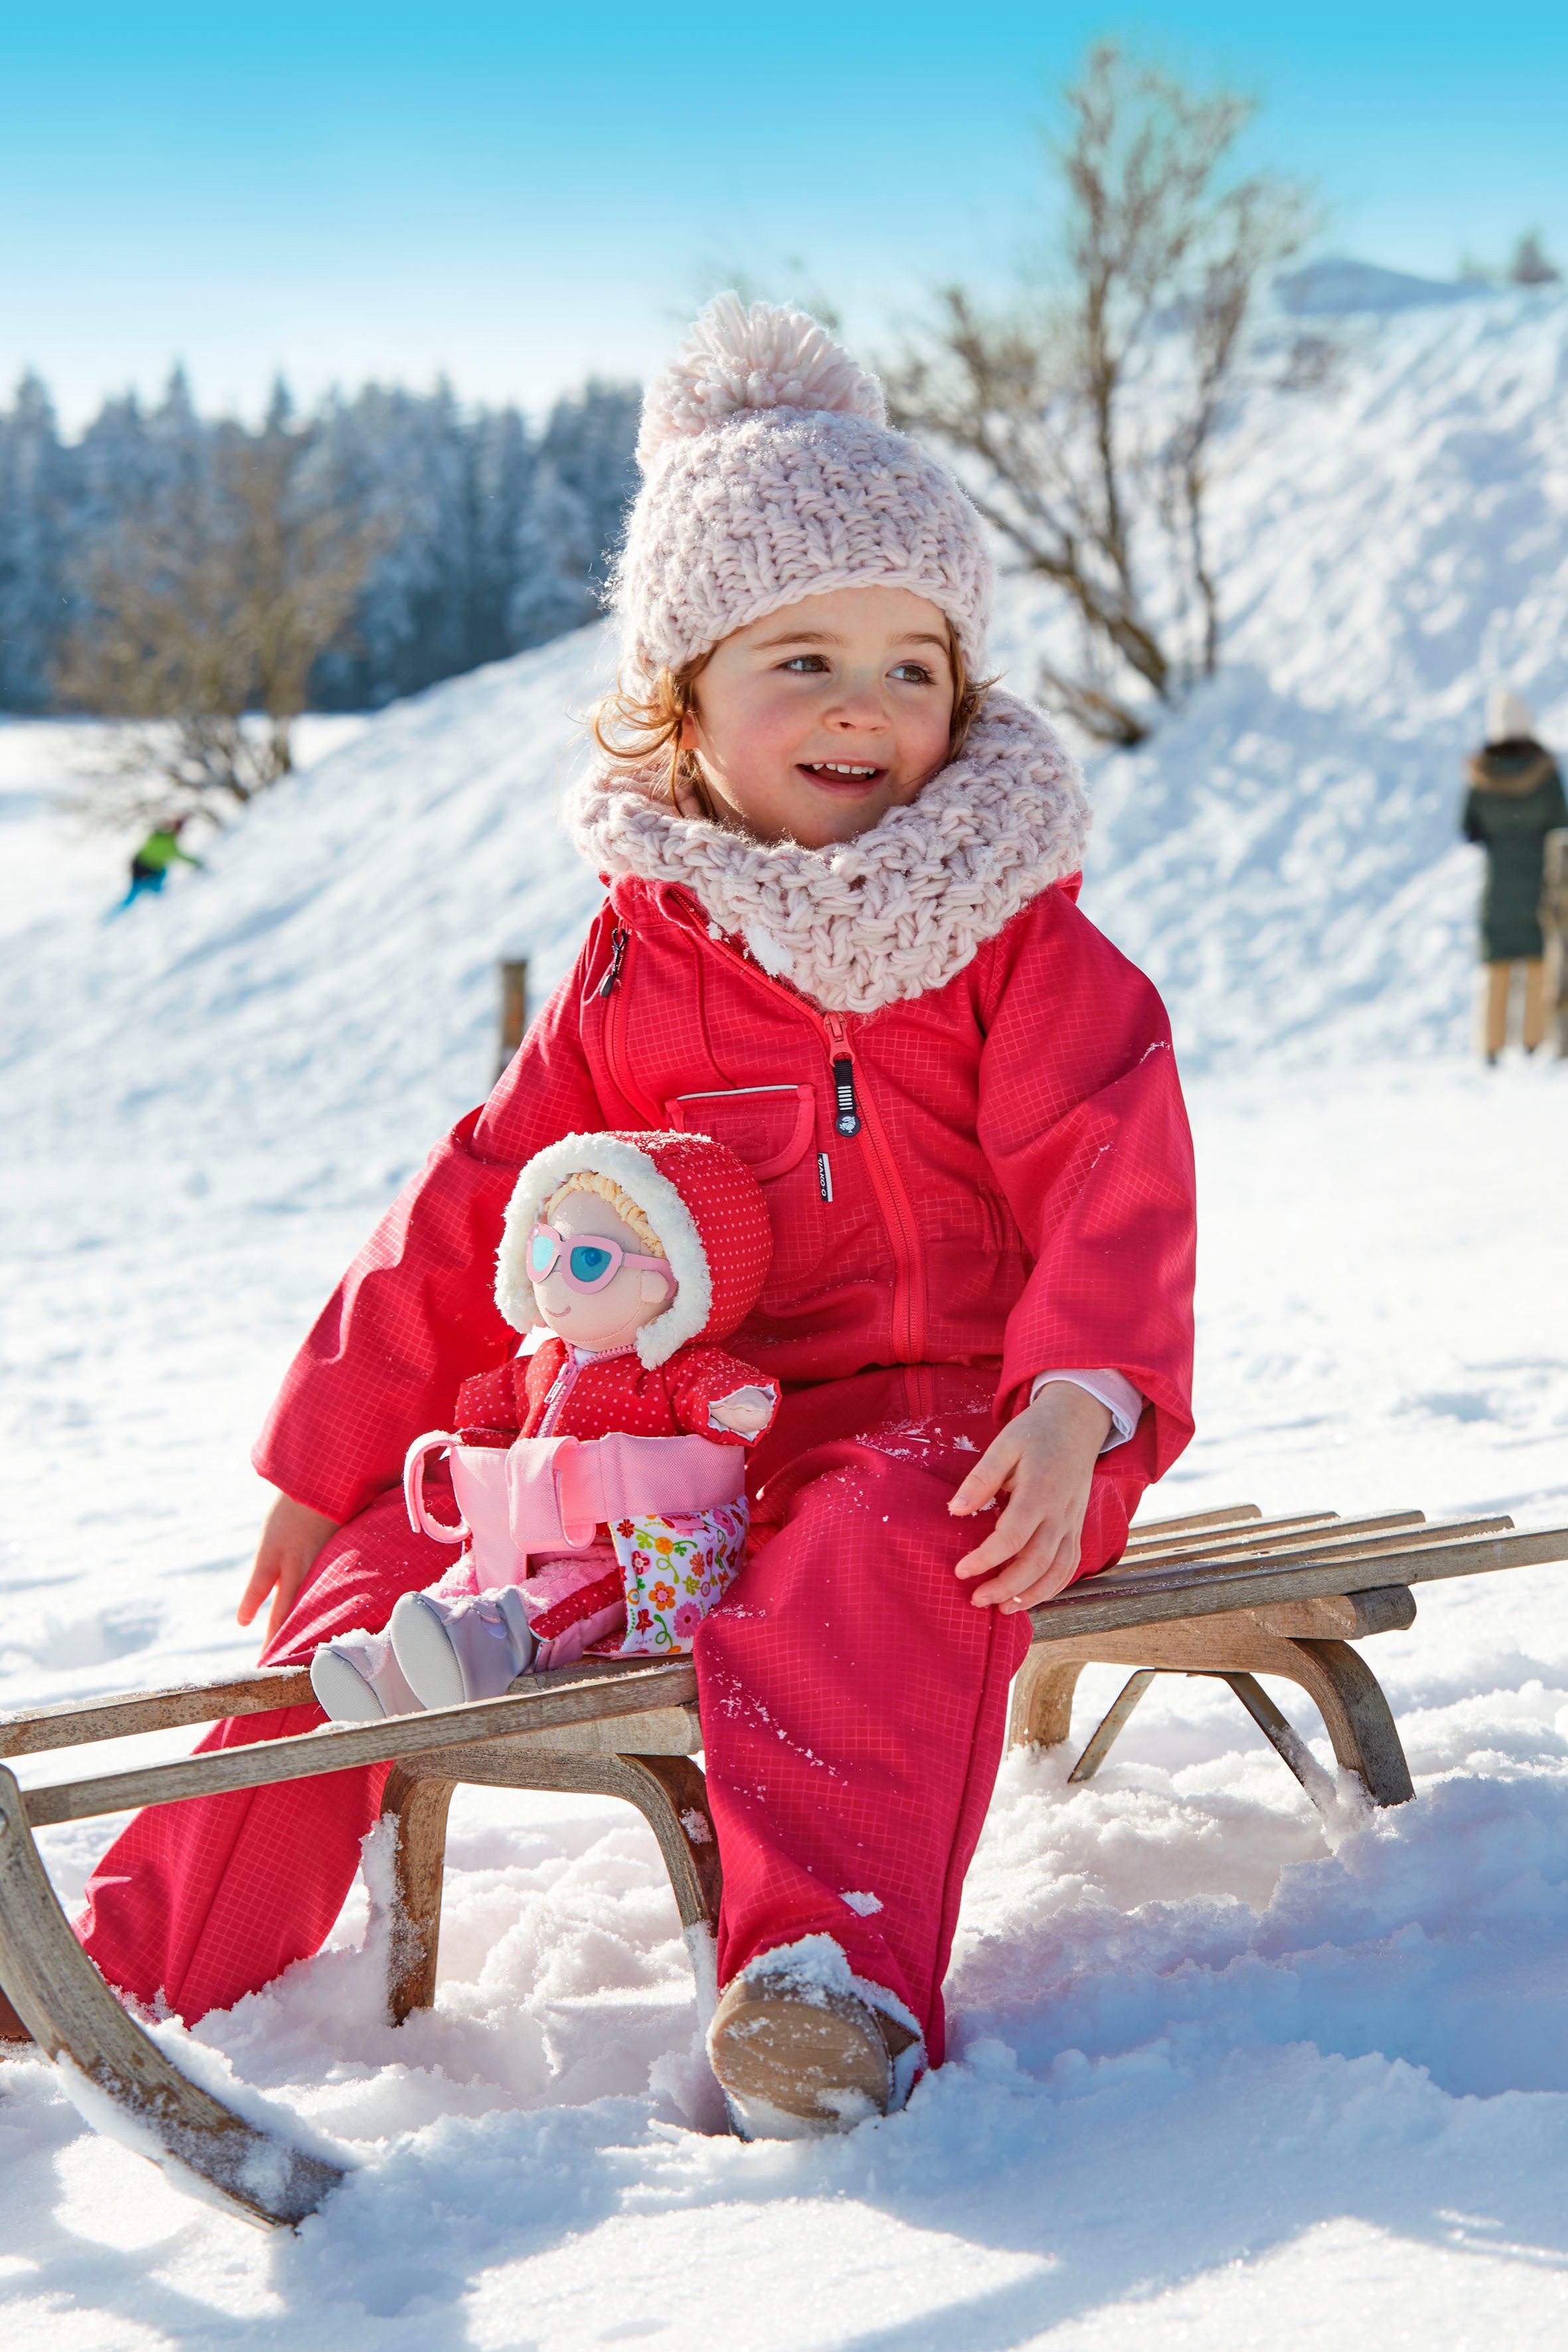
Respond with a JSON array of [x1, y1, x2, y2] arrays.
[[1486, 686, 1535, 744], [614, 295, 992, 680]]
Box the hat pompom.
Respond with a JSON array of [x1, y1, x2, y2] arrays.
[[636, 294, 886, 467]]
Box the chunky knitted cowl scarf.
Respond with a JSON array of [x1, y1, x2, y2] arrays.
[[567, 689, 1089, 1016]]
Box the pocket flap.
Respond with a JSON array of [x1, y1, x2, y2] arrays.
[[663, 1083, 816, 1180]]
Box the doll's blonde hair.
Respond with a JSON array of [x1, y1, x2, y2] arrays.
[[544, 1169, 665, 1257]]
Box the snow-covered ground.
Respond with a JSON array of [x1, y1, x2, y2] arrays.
[[2, 292, 1567, 2348]]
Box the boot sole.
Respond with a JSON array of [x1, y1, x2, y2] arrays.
[[710, 1984, 894, 2130]]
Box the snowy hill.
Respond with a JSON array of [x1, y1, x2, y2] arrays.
[[1275, 257, 1490, 315], [2, 295, 1568, 2349], [7, 289, 1565, 1184]]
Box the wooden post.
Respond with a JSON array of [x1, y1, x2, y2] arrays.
[[495, 958, 529, 1084]]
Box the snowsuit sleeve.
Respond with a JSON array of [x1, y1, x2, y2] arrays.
[[252, 923, 611, 1522], [666, 1346, 781, 1449], [975, 887, 1196, 1481]]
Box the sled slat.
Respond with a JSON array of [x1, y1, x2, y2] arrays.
[[0, 1767, 345, 2228], [22, 1660, 699, 1828], [1119, 1515, 1502, 1577], [1126, 1503, 1263, 1539], [1126, 1508, 1337, 1550], [1123, 1510, 1425, 1564], [0, 1668, 316, 1760], [1028, 1524, 1567, 1643], [1120, 1512, 1490, 1574]]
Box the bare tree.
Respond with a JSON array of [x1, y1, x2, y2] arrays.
[[892, 44, 1308, 742], [58, 412, 379, 826]]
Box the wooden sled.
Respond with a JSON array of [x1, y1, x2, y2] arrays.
[[2, 1501, 1564, 2229]]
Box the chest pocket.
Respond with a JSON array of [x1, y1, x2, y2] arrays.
[[664, 1084, 827, 1288]]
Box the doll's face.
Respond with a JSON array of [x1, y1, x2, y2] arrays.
[[529, 1190, 674, 1353], [679, 586, 956, 848]]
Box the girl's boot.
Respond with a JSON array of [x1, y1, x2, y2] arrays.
[[708, 1938, 923, 2140]]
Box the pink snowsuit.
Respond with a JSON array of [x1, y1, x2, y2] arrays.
[[78, 868, 1197, 2063]]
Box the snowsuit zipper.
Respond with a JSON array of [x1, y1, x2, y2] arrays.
[[596, 925, 627, 998], [595, 922, 664, 1125], [653, 898, 929, 1367], [600, 897, 928, 1366], [819, 1009, 927, 1366]]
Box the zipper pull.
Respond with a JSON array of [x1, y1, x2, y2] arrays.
[[824, 1012, 860, 1138], [831, 1055, 861, 1137], [596, 925, 627, 998]]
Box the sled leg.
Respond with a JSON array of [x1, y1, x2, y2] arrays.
[[1282, 1638, 1415, 1806], [378, 1746, 723, 2024], [382, 1768, 457, 2025], [610, 1755, 723, 1937], [1066, 1670, 1158, 1783], [1209, 1672, 1338, 1815], [0, 1766, 344, 2229], [1008, 1653, 1087, 1751]]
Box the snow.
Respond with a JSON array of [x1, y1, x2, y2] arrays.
[[2, 293, 1567, 2346], [1275, 258, 1492, 317]]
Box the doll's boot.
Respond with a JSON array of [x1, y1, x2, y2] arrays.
[[389, 1585, 536, 1709], [708, 1944, 923, 2141], [309, 1628, 423, 1723]]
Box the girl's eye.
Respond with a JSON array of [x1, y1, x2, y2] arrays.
[[890, 662, 935, 684], [780, 655, 829, 672]]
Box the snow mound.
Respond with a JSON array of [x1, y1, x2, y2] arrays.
[[1276, 257, 1492, 316], [994, 291, 1568, 1067]]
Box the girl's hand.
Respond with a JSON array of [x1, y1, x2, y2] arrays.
[[238, 1492, 341, 1647], [948, 1383, 1113, 1613]]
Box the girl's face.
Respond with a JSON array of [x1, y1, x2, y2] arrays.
[[680, 586, 955, 848]]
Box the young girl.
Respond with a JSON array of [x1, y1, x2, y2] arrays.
[[64, 298, 1197, 2137]]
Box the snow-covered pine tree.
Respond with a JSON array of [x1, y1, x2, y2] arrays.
[[0, 374, 74, 709], [0, 368, 639, 714], [508, 381, 639, 650]]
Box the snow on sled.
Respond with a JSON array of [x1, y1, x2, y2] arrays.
[[1, 1500, 1565, 2231]]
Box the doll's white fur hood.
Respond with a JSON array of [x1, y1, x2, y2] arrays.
[[567, 690, 1089, 1015]]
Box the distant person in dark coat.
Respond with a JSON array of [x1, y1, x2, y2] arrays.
[[1462, 688, 1568, 1062], [109, 817, 204, 915]]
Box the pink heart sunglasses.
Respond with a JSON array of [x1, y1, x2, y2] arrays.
[[526, 1222, 674, 1295]]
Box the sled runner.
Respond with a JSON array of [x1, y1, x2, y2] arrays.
[[1, 1500, 1564, 2228]]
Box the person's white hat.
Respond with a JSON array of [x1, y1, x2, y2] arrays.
[[1486, 686, 1535, 744]]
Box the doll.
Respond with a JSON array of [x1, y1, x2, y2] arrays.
[[309, 1131, 779, 1721]]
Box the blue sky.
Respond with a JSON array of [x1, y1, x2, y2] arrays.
[[3, 1, 1565, 426]]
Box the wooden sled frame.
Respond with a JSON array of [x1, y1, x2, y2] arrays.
[[2, 1502, 1565, 2229]]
